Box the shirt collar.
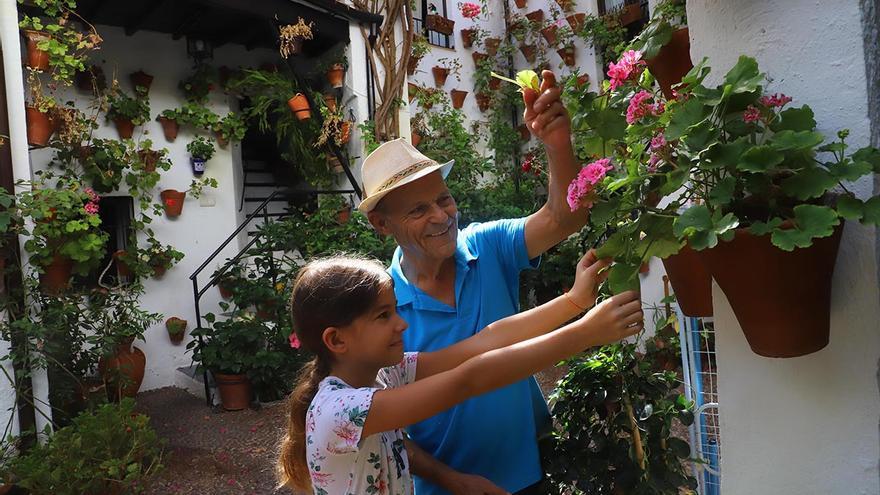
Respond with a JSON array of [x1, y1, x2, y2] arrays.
[[389, 229, 479, 307]]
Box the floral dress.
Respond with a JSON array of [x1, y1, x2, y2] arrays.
[[306, 353, 419, 495]]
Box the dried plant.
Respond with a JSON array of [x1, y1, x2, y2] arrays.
[[279, 18, 314, 58]]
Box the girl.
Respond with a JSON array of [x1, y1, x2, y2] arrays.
[[278, 252, 643, 494]]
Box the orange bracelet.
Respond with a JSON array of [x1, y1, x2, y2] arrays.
[[564, 292, 587, 312]]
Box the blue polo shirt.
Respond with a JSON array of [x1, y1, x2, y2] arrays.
[[390, 218, 550, 495]]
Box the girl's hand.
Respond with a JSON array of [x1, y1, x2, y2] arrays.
[[577, 290, 644, 346], [567, 249, 611, 310]]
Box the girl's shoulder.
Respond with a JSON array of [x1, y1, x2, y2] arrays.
[[377, 352, 419, 389]]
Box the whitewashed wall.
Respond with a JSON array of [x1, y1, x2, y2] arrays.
[[685, 1, 880, 493]]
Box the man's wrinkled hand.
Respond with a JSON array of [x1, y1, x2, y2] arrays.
[[522, 70, 572, 152]]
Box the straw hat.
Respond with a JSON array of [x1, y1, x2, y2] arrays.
[[357, 138, 454, 213]]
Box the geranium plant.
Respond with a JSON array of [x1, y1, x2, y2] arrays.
[[459, 1, 482, 19], [105, 85, 149, 125]]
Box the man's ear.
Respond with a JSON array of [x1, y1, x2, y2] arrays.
[[368, 209, 393, 237], [322, 326, 348, 355]]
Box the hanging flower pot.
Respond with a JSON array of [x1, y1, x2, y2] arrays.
[[646, 28, 693, 99], [431, 66, 450, 87], [661, 244, 713, 317], [22, 30, 50, 70], [488, 77, 501, 90], [698, 224, 844, 358], [99, 337, 146, 400], [25, 106, 52, 147], [619, 3, 644, 26], [519, 44, 537, 63], [287, 93, 311, 120], [525, 9, 545, 24], [213, 373, 252, 411], [566, 12, 587, 32], [336, 204, 352, 224], [514, 0, 527, 8], [472, 52, 489, 66], [475, 92, 491, 112], [553, 0, 573, 12], [160, 189, 186, 218], [138, 149, 159, 173], [407, 55, 421, 76], [426, 14, 455, 35], [540, 25, 558, 45], [339, 121, 352, 144], [407, 83, 420, 100], [411, 131, 423, 147], [450, 89, 468, 109], [129, 70, 154, 93], [113, 250, 133, 280], [557, 45, 577, 66], [325, 63, 345, 89], [165, 317, 188, 345], [484, 37, 501, 56], [39, 254, 72, 293], [324, 93, 338, 112], [213, 130, 228, 148], [461, 28, 477, 48], [218, 281, 234, 299], [576, 73, 590, 87], [114, 118, 135, 139], [190, 157, 207, 176], [157, 116, 179, 142]]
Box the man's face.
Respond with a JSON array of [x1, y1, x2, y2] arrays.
[[369, 172, 459, 261]]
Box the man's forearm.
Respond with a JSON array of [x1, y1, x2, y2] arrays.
[[544, 140, 584, 229], [405, 437, 459, 491]]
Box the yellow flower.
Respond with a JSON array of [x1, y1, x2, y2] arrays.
[[275, 282, 286, 293]]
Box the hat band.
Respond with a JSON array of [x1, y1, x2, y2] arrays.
[[375, 159, 438, 194]]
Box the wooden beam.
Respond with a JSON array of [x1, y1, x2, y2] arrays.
[[172, 7, 205, 40], [124, 0, 168, 36], [80, 0, 110, 22]]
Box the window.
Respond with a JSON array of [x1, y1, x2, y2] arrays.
[[414, 0, 455, 49], [81, 196, 134, 287]]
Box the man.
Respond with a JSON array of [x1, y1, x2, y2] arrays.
[[359, 71, 586, 494]]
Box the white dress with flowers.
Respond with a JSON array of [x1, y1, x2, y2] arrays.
[[306, 353, 419, 495]]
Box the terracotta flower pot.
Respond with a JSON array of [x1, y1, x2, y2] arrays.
[[138, 149, 159, 172], [431, 66, 450, 87], [557, 45, 576, 66], [407, 55, 421, 75], [25, 106, 52, 146], [113, 250, 133, 279], [114, 118, 135, 139], [214, 130, 228, 148], [336, 205, 352, 224], [152, 264, 167, 278], [566, 12, 587, 32], [39, 255, 72, 293], [214, 373, 252, 411], [326, 63, 345, 88], [324, 93, 338, 112], [488, 77, 501, 90], [484, 37, 501, 56], [218, 282, 234, 299], [661, 244, 713, 317], [407, 83, 420, 100], [450, 89, 468, 109], [525, 9, 544, 24], [411, 131, 423, 147], [461, 28, 477, 48], [339, 121, 352, 144], [166, 317, 188, 345], [157, 116, 179, 141], [553, 0, 573, 12], [160, 189, 186, 217], [698, 223, 844, 358], [288, 93, 311, 120], [519, 44, 537, 63], [540, 25, 558, 45], [22, 30, 50, 70], [619, 3, 644, 26], [99, 339, 146, 400], [514, 0, 527, 8], [129, 70, 153, 92], [472, 52, 489, 66], [576, 73, 590, 87], [646, 28, 693, 99], [475, 92, 491, 112], [327, 155, 344, 174], [426, 14, 455, 35]]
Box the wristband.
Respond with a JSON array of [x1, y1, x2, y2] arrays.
[[564, 291, 587, 312]]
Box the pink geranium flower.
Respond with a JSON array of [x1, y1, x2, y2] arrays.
[[460, 2, 481, 18], [567, 158, 613, 212], [84, 201, 99, 215], [743, 105, 762, 123], [759, 93, 792, 108], [650, 132, 667, 151], [289, 332, 301, 349], [607, 50, 646, 91]]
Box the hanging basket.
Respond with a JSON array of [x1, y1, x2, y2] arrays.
[[450, 89, 468, 109], [25, 106, 52, 147], [661, 244, 713, 317], [160, 189, 186, 217], [22, 30, 50, 70], [426, 14, 455, 35], [461, 28, 477, 48], [157, 116, 179, 141], [287, 93, 311, 120], [698, 224, 844, 358], [646, 28, 693, 99], [114, 118, 135, 139], [326, 64, 345, 89]]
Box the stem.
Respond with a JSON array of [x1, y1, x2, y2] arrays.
[[624, 396, 646, 471]]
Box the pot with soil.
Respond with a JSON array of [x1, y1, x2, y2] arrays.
[[99, 337, 146, 400], [325, 63, 345, 89], [26, 106, 53, 146], [484, 37, 501, 56], [698, 223, 844, 358], [22, 30, 50, 70], [524, 9, 544, 23], [138, 149, 160, 173], [114, 118, 135, 139], [566, 12, 586, 32], [557, 46, 576, 66], [431, 66, 450, 87], [540, 25, 558, 45], [287, 93, 311, 120], [157, 116, 179, 141], [472, 52, 489, 65], [450, 89, 468, 109], [426, 14, 455, 35], [166, 317, 188, 345], [476, 92, 491, 112], [160, 189, 186, 217], [519, 44, 537, 63], [645, 28, 693, 99], [461, 28, 477, 48], [39, 254, 72, 293], [661, 243, 713, 317], [214, 373, 253, 411]]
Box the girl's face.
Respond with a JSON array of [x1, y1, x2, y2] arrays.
[[345, 283, 409, 368]]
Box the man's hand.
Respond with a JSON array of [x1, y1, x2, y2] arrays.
[[446, 472, 510, 495], [522, 70, 572, 152]]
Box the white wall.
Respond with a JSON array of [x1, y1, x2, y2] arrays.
[[686, 1, 880, 493]]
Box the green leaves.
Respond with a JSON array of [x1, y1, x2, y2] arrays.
[[673, 205, 739, 251], [836, 195, 880, 226], [770, 205, 839, 251], [781, 167, 837, 200], [491, 70, 540, 92], [738, 145, 784, 172], [703, 137, 749, 170], [708, 176, 737, 205], [722, 56, 765, 95], [607, 261, 641, 294], [769, 130, 825, 151], [665, 97, 709, 141], [852, 146, 880, 173], [771, 105, 816, 132]]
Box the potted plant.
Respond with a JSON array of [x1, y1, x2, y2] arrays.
[[21, 29, 51, 70], [24, 71, 55, 147], [566, 12, 587, 32], [178, 64, 216, 103], [541, 22, 559, 45], [18, 3, 101, 85], [156, 108, 181, 141], [73, 137, 131, 193], [450, 89, 469, 109], [519, 43, 537, 63], [524, 9, 544, 24], [627, 0, 689, 98], [323, 51, 348, 89], [129, 69, 154, 93], [75, 64, 107, 94], [287, 93, 311, 120], [186, 136, 215, 176], [279, 17, 314, 58], [426, 5, 455, 35], [160, 177, 218, 218], [166, 317, 188, 345], [555, 24, 577, 66], [409, 34, 430, 75], [460, 26, 481, 49], [106, 86, 149, 139], [213, 112, 247, 147]]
